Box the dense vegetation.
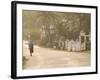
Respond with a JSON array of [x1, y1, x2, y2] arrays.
[[22, 10, 90, 47]]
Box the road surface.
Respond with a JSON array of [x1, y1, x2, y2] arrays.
[[23, 41, 90, 69]]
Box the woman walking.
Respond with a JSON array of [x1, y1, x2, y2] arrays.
[[28, 39, 34, 56]]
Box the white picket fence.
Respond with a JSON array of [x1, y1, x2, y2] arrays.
[[57, 31, 90, 51], [58, 39, 86, 51]]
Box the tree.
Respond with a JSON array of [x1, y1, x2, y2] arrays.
[[80, 13, 90, 34], [56, 13, 81, 40], [34, 11, 60, 47], [23, 10, 90, 48]]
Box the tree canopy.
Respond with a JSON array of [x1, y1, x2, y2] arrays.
[[22, 10, 90, 46]]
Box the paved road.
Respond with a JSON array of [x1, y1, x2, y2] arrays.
[[23, 42, 90, 69]]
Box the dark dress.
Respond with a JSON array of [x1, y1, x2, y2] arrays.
[[29, 40, 34, 56], [30, 46, 33, 53]]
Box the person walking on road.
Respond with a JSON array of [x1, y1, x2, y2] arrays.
[[28, 39, 34, 56]]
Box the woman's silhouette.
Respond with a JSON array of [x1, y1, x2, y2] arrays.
[[28, 35, 34, 56]]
